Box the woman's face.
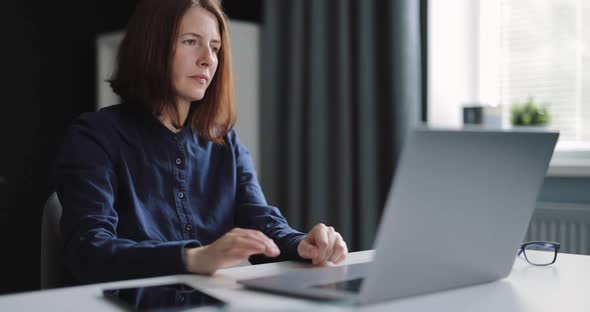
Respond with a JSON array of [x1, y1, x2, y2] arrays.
[[172, 7, 221, 106]]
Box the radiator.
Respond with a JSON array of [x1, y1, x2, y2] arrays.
[[524, 201, 590, 255]]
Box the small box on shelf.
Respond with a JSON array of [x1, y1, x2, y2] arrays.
[[463, 104, 502, 128]]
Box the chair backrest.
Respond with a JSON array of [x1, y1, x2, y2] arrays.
[[40, 192, 64, 289]]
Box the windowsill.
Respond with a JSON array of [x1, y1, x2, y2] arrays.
[[547, 150, 590, 177]]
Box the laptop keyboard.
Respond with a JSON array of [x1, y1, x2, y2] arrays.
[[311, 278, 364, 293]]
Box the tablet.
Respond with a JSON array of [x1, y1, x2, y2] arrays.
[[103, 282, 226, 311]]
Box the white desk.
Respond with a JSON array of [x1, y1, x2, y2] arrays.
[[1, 250, 589, 311]]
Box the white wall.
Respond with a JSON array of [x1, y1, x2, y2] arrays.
[[95, 20, 260, 169], [228, 20, 260, 170], [96, 31, 124, 111]]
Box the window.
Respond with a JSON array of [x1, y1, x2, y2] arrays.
[[497, 0, 590, 149], [429, 0, 590, 175]]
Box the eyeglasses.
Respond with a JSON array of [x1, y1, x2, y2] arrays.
[[518, 241, 560, 266]]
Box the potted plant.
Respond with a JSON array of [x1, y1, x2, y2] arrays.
[[510, 97, 552, 127]]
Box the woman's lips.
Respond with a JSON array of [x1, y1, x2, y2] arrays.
[[190, 75, 208, 84]]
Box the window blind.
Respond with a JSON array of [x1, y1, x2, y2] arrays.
[[499, 0, 589, 146]]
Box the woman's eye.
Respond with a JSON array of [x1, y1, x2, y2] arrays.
[[212, 46, 220, 54], [183, 39, 197, 46]]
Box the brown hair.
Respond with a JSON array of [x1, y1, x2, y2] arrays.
[[109, 0, 235, 144]]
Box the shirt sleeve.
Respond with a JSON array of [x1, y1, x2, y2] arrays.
[[56, 115, 199, 284], [230, 131, 307, 264]]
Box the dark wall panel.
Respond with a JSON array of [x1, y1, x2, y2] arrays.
[[1, 0, 139, 294]]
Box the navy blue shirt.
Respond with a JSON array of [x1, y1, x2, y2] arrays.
[[56, 104, 305, 284]]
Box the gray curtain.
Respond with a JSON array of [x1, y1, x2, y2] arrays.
[[259, 0, 422, 251]]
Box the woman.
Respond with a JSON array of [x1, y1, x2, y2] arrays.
[[56, 0, 347, 285]]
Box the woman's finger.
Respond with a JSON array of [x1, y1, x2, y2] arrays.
[[311, 224, 330, 263], [328, 233, 347, 263], [240, 229, 280, 254], [333, 250, 348, 264], [298, 239, 319, 260], [230, 236, 267, 253], [321, 226, 336, 263]]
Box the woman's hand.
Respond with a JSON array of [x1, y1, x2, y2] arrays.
[[297, 223, 348, 265], [184, 228, 280, 275]]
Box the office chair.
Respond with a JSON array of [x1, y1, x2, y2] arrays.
[[40, 192, 64, 289]]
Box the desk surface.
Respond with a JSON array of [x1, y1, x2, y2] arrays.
[[1, 250, 589, 311]]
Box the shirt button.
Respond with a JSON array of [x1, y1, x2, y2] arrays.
[[175, 158, 182, 165], [185, 224, 193, 232], [178, 192, 184, 199]]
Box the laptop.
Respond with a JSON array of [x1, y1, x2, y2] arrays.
[[238, 127, 558, 305]]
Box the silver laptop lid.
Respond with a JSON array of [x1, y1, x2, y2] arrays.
[[360, 127, 558, 304]]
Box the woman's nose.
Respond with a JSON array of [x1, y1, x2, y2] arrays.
[[197, 49, 214, 67]]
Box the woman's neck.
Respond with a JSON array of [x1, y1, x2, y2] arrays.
[[159, 101, 191, 133]]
